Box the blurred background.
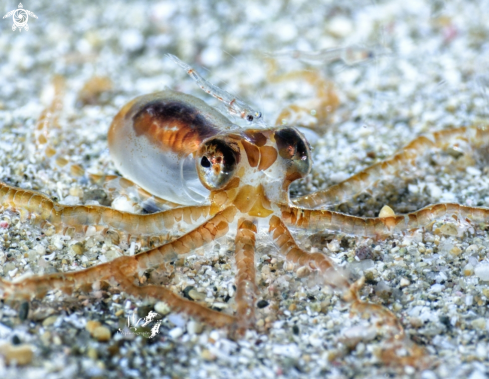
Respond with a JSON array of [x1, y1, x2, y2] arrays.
[[1, 0, 486, 125]]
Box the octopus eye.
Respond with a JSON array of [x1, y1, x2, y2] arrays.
[[196, 138, 240, 190], [274, 127, 312, 179]]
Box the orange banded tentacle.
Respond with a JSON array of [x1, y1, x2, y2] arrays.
[[134, 206, 237, 271], [293, 126, 489, 208], [268, 215, 349, 290], [234, 218, 257, 332], [268, 216, 419, 363], [269, 216, 404, 316], [345, 277, 402, 330], [0, 258, 127, 300], [0, 206, 237, 301], [266, 58, 339, 129], [111, 265, 235, 328], [35, 75, 65, 147], [346, 278, 423, 367], [34, 76, 85, 177], [281, 203, 489, 237], [0, 182, 209, 238]]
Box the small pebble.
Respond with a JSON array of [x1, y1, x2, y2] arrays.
[[400, 278, 410, 287], [18, 302, 29, 321], [183, 285, 194, 299], [327, 240, 340, 252], [356, 246, 373, 260], [69, 186, 84, 198], [440, 223, 458, 236], [378, 205, 395, 217], [228, 284, 236, 297], [296, 266, 311, 278], [11, 335, 21, 345], [466, 166, 481, 176], [155, 301, 171, 315], [119, 29, 144, 51], [86, 320, 102, 334], [70, 243, 84, 256], [92, 326, 111, 342], [168, 314, 186, 327], [115, 309, 124, 317], [410, 317, 423, 328], [42, 315, 58, 327], [405, 366, 415, 375], [201, 349, 216, 361], [449, 246, 462, 256], [168, 327, 184, 339], [87, 347, 98, 359], [392, 303, 402, 311], [0, 343, 34, 365], [188, 289, 206, 301], [187, 320, 203, 335], [430, 284, 444, 293], [111, 195, 140, 213], [463, 264, 474, 276], [471, 318, 487, 330], [474, 262, 489, 281], [285, 261, 295, 271], [326, 16, 353, 37], [40, 331, 51, 345], [257, 300, 269, 309], [292, 325, 299, 335], [309, 302, 321, 312]]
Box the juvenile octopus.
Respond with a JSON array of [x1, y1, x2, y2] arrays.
[[1, 65, 489, 366]]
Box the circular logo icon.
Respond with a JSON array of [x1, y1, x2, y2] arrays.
[[13, 9, 28, 29]]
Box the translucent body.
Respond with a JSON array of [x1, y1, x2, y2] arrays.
[[108, 90, 236, 205]]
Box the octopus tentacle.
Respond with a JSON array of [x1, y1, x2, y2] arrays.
[[293, 126, 489, 208], [0, 206, 237, 300], [281, 202, 488, 237], [269, 215, 427, 365], [111, 264, 235, 328], [0, 182, 210, 239], [269, 215, 402, 328], [269, 215, 349, 289], [233, 218, 258, 333], [35, 76, 85, 177]]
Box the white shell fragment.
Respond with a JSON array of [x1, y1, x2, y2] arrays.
[[474, 262, 489, 281]]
